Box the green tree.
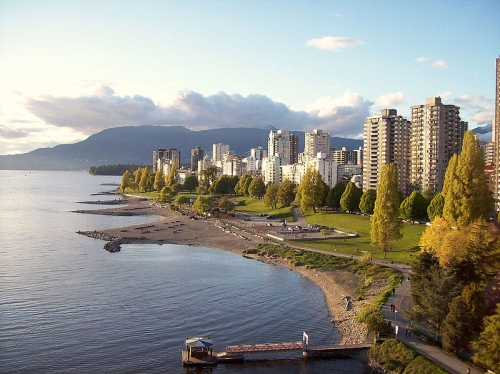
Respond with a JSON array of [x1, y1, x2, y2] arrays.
[[472, 304, 500, 373], [235, 174, 253, 196], [121, 170, 132, 192], [199, 165, 217, 189], [165, 159, 178, 187], [153, 170, 165, 191], [368, 339, 416, 373], [427, 192, 445, 221], [192, 195, 214, 214], [277, 179, 296, 207], [320, 228, 331, 240], [422, 188, 435, 202], [442, 131, 492, 227], [326, 182, 346, 209], [139, 167, 153, 192], [263, 184, 279, 210], [296, 166, 324, 213], [248, 176, 266, 198], [210, 175, 234, 195], [218, 195, 235, 213], [408, 252, 463, 341], [359, 189, 377, 216], [340, 181, 362, 212], [400, 191, 428, 223], [370, 164, 403, 258], [183, 175, 199, 192], [174, 194, 187, 208]]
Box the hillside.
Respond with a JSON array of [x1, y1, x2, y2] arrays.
[[0, 125, 363, 171]]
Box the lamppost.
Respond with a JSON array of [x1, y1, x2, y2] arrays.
[[395, 309, 398, 322]]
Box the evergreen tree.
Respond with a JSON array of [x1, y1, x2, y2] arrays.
[[472, 304, 500, 373], [277, 179, 296, 207], [359, 189, 377, 216], [326, 182, 346, 209], [400, 191, 428, 222], [165, 159, 178, 187], [153, 170, 165, 191], [442, 296, 471, 353], [427, 192, 445, 221], [370, 164, 403, 258], [263, 184, 279, 210], [248, 177, 266, 198], [340, 181, 362, 212], [442, 131, 492, 227], [296, 166, 324, 213]]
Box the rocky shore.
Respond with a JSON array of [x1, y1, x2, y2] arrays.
[[74, 196, 368, 344]]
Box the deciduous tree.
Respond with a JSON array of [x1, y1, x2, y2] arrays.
[[359, 189, 376, 216], [199, 165, 217, 189], [277, 179, 296, 207], [121, 170, 132, 192], [166, 159, 178, 187], [248, 177, 266, 198], [400, 191, 428, 223], [326, 182, 346, 209], [154, 170, 165, 191], [183, 175, 199, 192], [296, 166, 324, 213], [340, 181, 362, 212], [427, 192, 445, 221], [263, 184, 279, 210], [442, 131, 492, 227], [370, 164, 402, 258], [192, 195, 214, 214], [235, 174, 253, 196]]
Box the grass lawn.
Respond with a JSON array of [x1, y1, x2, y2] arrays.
[[299, 210, 422, 265], [234, 197, 294, 222]]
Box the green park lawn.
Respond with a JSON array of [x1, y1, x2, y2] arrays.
[[299, 210, 422, 265], [234, 197, 295, 222]]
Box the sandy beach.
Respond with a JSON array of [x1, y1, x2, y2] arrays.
[[76, 195, 368, 345]]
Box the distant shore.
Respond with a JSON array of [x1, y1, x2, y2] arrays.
[[76, 195, 367, 345]]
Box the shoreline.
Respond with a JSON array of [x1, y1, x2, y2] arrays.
[[76, 195, 367, 345]]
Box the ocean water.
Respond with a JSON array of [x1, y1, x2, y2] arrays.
[[0, 170, 365, 373]]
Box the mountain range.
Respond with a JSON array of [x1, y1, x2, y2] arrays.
[[0, 126, 363, 171]]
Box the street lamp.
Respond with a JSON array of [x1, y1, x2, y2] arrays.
[[395, 310, 398, 322]]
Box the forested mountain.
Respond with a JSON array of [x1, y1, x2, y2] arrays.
[[0, 125, 363, 171]]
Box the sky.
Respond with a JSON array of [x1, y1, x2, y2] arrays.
[[0, 0, 499, 155]]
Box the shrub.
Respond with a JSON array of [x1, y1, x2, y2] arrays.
[[403, 356, 447, 374], [368, 339, 416, 373]]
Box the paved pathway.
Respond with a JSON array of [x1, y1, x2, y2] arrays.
[[285, 209, 482, 374]]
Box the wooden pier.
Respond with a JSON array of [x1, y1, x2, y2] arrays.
[[182, 333, 372, 367]]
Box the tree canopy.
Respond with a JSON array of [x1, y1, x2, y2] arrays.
[[340, 181, 362, 212], [277, 179, 296, 207], [359, 189, 376, 215], [370, 164, 403, 257], [263, 184, 279, 210], [400, 191, 428, 222], [326, 182, 346, 209], [296, 166, 324, 213], [472, 304, 500, 373], [442, 131, 492, 227], [248, 176, 266, 198]]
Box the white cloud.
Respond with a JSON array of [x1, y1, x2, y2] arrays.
[[305, 90, 373, 137], [431, 60, 448, 69], [374, 92, 404, 107], [305, 36, 363, 52], [415, 56, 429, 63], [438, 91, 452, 98], [455, 94, 494, 126]]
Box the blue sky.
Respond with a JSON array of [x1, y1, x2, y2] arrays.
[[1, 0, 499, 155]]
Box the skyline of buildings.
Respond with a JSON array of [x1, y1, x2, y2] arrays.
[[151, 57, 499, 212]]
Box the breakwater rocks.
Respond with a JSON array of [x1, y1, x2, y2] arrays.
[[76, 199, 126, 205], [72, 209, 133, 216], [77, 230, 139, 252]]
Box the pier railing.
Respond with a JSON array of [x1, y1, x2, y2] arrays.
[[225, 341, 303, 355]]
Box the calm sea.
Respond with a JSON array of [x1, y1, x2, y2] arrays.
[[0, 170, 365, 373]]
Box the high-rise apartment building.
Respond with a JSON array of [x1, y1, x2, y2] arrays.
[[190, 146, 205, 172], [362, 109, 411, 194], [304, 129, 330, 160], [410, 97, 467, 193], [213, 143, 230, 167], [333, 147, 358, 165], [153, 148, 180, 172], [268, 129, 294, 164], [152, 149, 167, 172], [494, 57, 500, 212]]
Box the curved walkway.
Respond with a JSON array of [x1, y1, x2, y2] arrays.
[[287, 209, 481, 374]]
